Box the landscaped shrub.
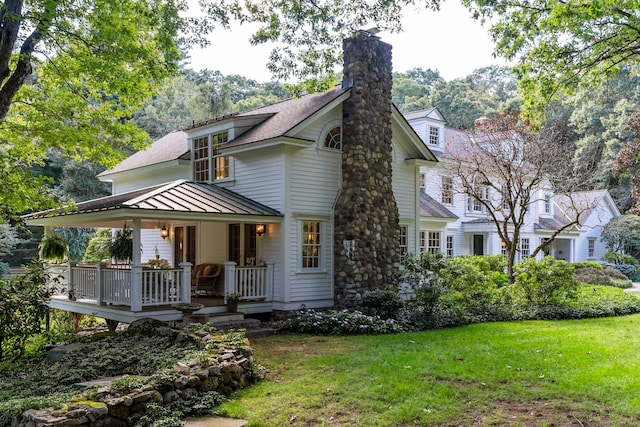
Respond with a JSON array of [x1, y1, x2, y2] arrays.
[[601, 261, 640, 282], [572, 260, 603, 270], [603, 251, 639, 266], [512, 257, 579, 305], [0, 261, 59, 360], [362, 286, 404, 319], [283, 309, 404, 335], [574, 267, 633, 289], [439, 255, 508, 313]]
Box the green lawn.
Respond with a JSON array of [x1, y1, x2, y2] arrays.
[[219, 314, 640, 426]]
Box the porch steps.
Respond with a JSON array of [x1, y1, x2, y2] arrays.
[[206, 312, 261, 332]]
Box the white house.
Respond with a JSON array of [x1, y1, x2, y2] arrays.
[[23, 32, 437, 326], [405, 108, 620, 262]]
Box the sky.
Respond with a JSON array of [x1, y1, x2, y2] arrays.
[[186, 1, 511, 83]]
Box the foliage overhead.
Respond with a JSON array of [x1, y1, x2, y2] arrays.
[[462, 0, 640, 118], [0, 0, 186, 221]]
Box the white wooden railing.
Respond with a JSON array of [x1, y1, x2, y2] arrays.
[[223, 261, 274, 302], [65, 262, 192, 310]]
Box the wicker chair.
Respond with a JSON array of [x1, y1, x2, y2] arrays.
[[191, 263, 223, 296]]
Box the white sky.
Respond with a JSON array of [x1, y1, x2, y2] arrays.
[[186, 1, 510, 83]]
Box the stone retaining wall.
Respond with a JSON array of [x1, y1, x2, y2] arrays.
[[14, 321, 257, 427]]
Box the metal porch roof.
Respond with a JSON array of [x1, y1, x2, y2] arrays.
[[23, 180, 283, 221]]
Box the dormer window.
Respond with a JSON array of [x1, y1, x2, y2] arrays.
[[193, 131, 230, 182], [429, 126, 439, 145], [324, 126, 342, 150]]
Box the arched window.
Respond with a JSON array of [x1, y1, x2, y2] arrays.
[[324, 126, 342, 150]]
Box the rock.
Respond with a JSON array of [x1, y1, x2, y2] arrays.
[[163, 390, 180, 404], [46, 342, 85, 364], [174, 375, 189, 389]]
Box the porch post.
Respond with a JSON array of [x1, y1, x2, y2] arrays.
[[223, 261, 236, 302], [266, 261, 274, 302], [130, 218, 143, 311], [67, 261, 76, 300], [130, 264, 142, 311], [96, 262, 105, 306], [179, 262, 192, 303]]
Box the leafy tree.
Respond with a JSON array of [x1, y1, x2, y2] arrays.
[[83, 229, 112, 264], [0, 224, 22, 275], [0, 0, 186, 221], [614, 112, 640, 213], [463, 0, 640, 118], [0, 261, 58, 359], [600, 215, 640, 256], [445, 113, 595, 283]]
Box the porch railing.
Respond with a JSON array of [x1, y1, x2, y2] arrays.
[[223, 261, 274, 302], [65, 262, 192, 310]]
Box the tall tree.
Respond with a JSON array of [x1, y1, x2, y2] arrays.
[[462, 0, 640, 118], [0, 0, 187, 220], [445, 113, 595, 283]]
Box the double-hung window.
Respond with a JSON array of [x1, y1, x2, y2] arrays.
[[193, 131, 230, 182], [399, 226, 408, 260], [429, 126, 439, 145], [427, 231, 441, 253], [441, 176, 453, 204], [302, 221, 321, 269], [588, 238, 595, 258]]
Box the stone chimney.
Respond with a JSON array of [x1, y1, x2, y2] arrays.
[[333, 31, 400, 309]]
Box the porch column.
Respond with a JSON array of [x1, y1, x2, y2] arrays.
[[179, 262, 192, 303], [266, 261, 274, 302], [130, 218, 143, 311], [130, 264, 142, 311], [96, 262, 105, 306], [223, 261, 237, 302]]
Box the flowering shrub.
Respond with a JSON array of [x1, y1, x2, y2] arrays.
[[283, 309, 404, 335]]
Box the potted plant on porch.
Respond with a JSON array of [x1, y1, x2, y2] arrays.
[[226, 292, 241, 312], [38, 234, 68, 264]]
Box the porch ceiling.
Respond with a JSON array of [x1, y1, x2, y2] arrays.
[[22, 180, 283, 228]]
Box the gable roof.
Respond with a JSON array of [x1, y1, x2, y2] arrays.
[[99, 130, 188, 177], [420, 192, 458, 219], [404, 107, 447, 124], [23, 180, 282, 227], [225, 85, 350, 148]]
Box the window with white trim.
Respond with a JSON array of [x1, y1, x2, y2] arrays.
[[419, 231, 426, 252], [324, 126, 342, 150], [192, 131, 230, 182], [429, 126, 439, 145], [519, 238, 530, 260], [302, 221, 321, 269], [399, 226, 408, 260], [501, 185, 510, 211], [212, 131, 229, 179], [446, 235, 454, 257], [544, 193, 551, 214], [428, 231, 441, 254], [501, 240, 508, 257], [193, 136, 209, 182], [442, 176, 453, 204], [588, 238, 595, 258], [467, 185, 488, 213], [419, 174, 426, 194]]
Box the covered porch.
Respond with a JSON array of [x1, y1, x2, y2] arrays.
[[24, 180, 283, 323]]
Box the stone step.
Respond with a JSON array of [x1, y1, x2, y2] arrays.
[[185, 416, 247, 427], [211, 318, 262, 331]]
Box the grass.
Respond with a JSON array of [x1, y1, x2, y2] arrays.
[[219, 314, 640, 426]]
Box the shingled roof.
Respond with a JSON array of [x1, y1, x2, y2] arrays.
[[420, 192, 458, 219]]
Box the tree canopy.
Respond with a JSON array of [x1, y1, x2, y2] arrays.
[[0, 0, 186, 220], [463, 0, 640, 118]]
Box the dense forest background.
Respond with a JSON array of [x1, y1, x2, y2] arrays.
[[5, 63, 640, 265]]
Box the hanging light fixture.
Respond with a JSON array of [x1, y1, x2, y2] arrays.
[[255, 223, 266, 237], [160, 226, 169, 240]]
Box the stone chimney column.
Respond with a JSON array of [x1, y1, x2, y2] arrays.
[[334, 31, 400, 309]]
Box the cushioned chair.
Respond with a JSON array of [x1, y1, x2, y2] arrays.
[[191, 263, 223, 296]]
